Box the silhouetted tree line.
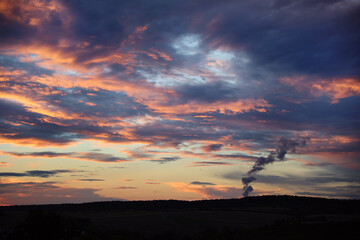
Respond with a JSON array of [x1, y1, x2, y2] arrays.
[[2, 195, 359, 214], [1, 196, 359, 240]]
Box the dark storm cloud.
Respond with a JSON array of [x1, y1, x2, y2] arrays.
[[133, 123, 220, 144], [205, 0, 360, 78], [44, 88, 151, 118], [306, 139, 360, 154], [0, 169, 74, 178], [62, 0, 197, 41], [62, 0, 127, 45], [0, 98, 80, 145], [291, 97, 360, 135], [175, 81, 240, 103], [1, 63, 151, 119], [0, 94, 142, 145], [44, 0, 201, 64], [1, 0, 358, 79], [230, 96, 360, 136], [0, 12, 37, 45]]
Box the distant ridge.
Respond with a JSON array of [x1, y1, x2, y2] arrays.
[[1, 195, 359, 240], [2, 195, 359, 214]]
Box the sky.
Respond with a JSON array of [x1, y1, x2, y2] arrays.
[[0, 0, 359, 205]]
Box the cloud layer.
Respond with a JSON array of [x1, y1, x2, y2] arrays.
[[0, 0, 359, 204]]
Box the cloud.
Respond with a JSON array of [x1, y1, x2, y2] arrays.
[[145, 180, 160, 185], [0, 169, 74, 178], [201, 143, 223, 152], [0, 162, 10, 167], [281, 77, 360, 104], [188, 161, 233, 167], [214, 153, 256, 161], [1, 150, 128, 163], [74, 152, 128, 163], [175, 81, 240, 103], [0, 180, 120, 205], [0, 55, 54, 76], [0, 0, 359, 202], [0, 98, 80, 145], [205, 0, 360, 78], [78, 179, 104, 182], [302, 162, 333, 167], [190, 181, 216, 186], [167, 182, 243, 199], [223, 172, 360, 186], [150, 156, 181, 164], [114, 186, 138, 189], [296, 185, 360, 199], [2, 151, 71, 158]]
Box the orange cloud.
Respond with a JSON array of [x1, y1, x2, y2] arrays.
[[166, 182, 243, 199], [0, 180, 116, 205], [0, 0, 67, 26], [122, 25, 148, 46], [0, 136, 77, 147], [281, 76, 360, 103], [149, 48, 172, 61], [0, 162, 10, 167], [312, 78, 360, 103], [148, 99, 271, 116]]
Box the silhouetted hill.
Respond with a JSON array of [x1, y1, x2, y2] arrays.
[[2, 195, 359, 212], [1, 195, 359, 240]]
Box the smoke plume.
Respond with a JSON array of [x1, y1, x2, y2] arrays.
[[242, 137, 309, 197], [242, 176, 256, 197]]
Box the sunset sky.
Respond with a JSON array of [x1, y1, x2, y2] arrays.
[[0, 0, 359, 205]]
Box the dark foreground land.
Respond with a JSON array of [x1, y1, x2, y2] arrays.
[[0, 195, 359, 240]]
